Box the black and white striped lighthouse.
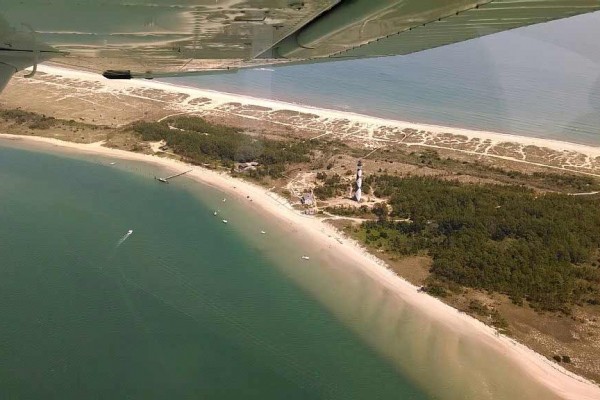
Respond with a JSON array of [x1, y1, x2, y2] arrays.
[[354, 160, 363, 202]]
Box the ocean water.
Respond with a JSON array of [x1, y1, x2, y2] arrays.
[[0, 142, 569, 400], [170, 12, 600, 146], [0, 144, 431, 399]]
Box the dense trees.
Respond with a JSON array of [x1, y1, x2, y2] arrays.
[[313, 173, 350, 199], [132, 117, 312, 178], [1, 109, 64, 130], [324, 205, 372, 217], [360, 175, 600, 311], [387, 148, 600, 192]]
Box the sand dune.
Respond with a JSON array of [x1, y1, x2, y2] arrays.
[[8, 64, 600, 176]]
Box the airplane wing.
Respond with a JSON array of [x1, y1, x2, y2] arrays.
[[1, 0, 599, 87]]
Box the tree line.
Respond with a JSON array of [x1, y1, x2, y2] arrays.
[[360, 175, 600, 311], [132, 117, 313, 179]]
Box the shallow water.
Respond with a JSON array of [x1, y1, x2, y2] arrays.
[[0, 142, 570, 399], [0, 143, 429, 399]]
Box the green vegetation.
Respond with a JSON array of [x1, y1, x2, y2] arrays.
[[313, 173, 349, 199], [530, 171, 599, 192], [132, 117, 314, 179], [313, 171, 370, 200], [0, 109, 58, 130], [359, 175, 600, 312], [371, 148, 600, 192], [0, 108, 96, 131], [467, 300, 509, 332], [324, 205, 373, 217], [553, 355, 572, 363]]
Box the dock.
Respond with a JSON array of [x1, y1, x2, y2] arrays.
[[155, 169, 192, 183]]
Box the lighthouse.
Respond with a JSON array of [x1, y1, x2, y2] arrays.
[[354, 160, 363, 202]]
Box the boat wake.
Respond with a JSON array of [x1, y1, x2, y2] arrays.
[[116, 229, 133, 247]]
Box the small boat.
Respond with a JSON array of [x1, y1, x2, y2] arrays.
[[301, 256, 310, 260], [213, 211, 218, 216], [109, 162, 116, 165], [127, 229, 133, 234], [222, 219, 228, 224], [260, 230, 266, 234], [222, 198, 227, 202]]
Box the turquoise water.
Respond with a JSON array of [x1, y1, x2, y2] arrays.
[[0, 143, 573, 400], [0, 144, 429, 399], [171, 12, 600, 145]]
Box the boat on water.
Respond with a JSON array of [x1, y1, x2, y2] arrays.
[[301, 256, 310, 260], [109, 162, 116, 165], [213, 211, 218, 216], [222, 220, 228, 224], [260, 230, 266, 234], [127, 229, 133, 234]]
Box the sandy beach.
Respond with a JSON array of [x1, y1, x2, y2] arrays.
[[4, 65, 600, 177], [2, 132, 599, 400]]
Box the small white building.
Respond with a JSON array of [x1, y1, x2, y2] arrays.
[[301, 192, 315, 206]]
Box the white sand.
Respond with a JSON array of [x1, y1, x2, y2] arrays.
[[33, 64, 600, 159], [2, 133, 599, 400]]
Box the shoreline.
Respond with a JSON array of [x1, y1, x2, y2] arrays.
[[2, 133, 600, 400], [31, 64, 600, 160], [159, 77, 600, 154]]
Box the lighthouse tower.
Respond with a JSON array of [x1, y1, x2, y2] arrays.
[[354, 160, 363, 202]]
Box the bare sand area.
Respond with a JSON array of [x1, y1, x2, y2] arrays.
[[2, 65, 600, 177], [2, 133, 600, 400]]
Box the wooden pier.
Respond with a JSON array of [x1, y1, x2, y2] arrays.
[[155, 169, 192, 183]]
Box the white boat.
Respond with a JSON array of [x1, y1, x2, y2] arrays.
[[213, 211, 218, 216], [260, 230, 266, 234], [222, 198, 227, 202], [127, 229, 133, 234], [301, 256, 310, 260], [222, 219, 228, 224], [109, 162, 116, 165]]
